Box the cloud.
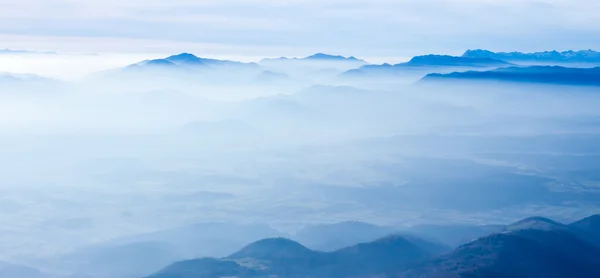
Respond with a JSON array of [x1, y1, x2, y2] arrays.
[[0, 0, 598, 57]]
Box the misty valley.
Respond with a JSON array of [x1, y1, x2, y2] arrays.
[[1, 49, 600, 278]]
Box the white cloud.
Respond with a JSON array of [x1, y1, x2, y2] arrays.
[[0, 0, 598, 57]]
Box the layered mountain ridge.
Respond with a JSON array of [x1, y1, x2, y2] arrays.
[[148, 214, 600, 278]]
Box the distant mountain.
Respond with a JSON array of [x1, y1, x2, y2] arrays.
[[258, 53, 368, 77], [403, 55, 512, 67], [403, 224, 505, 247], [463, 49, 600, 63], [148, 235, 440, 278], [503, 216, 569, 232], [304, 53, 364, 62], [127, 53, 259, 71], [91, 53, 271, 89], [342, 55, 511, 78], [422, 66, 600, 86], [260, 53, 366, 63], [294, 221, 397, 251]]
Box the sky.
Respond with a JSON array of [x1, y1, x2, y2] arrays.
[[1, 0, 600, 60]]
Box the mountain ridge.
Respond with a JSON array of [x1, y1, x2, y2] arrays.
[[260, 53, 366, 63], [342, 55, 512, 78], [148, 234, 441, 278], [463, 49, 600, 62], [422, 65, 600, 86], [148, 215, 600, 278]]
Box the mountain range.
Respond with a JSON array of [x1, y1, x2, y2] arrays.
[[422, 66, 600, 86], [342, 55, 512, 78], [147, 215, 600, 278], [148, 235, 447, 278], [127, 53, 259, 71], [258, 53, 368, 78], [260, 53, 366, 63], [39, 49, 600, 90], [463, 49, 600, 63]]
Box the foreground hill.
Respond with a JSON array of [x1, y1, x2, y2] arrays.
[[329, 235, 436, 277], [569, 214, 600, 247], [399, 230, 600, 278], [148, 215, 600, 278], [148, 235, 443, 278], [399, 215, 600, 278], [422, 66, 600, 86]]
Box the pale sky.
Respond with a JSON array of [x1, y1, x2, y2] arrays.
[[1, 0, 599, 59]]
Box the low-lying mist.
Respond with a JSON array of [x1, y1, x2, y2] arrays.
[[1, 51, 600, 278]]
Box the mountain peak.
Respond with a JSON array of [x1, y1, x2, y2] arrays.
[[165, 53, 204, 63], [140, 59, 177, 67], [226, 238, 314, 260], [167, 52, 197, 58], [505, 216, 567, 232], [304, 53, 362, 62], [462, 49, 495, 57]]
